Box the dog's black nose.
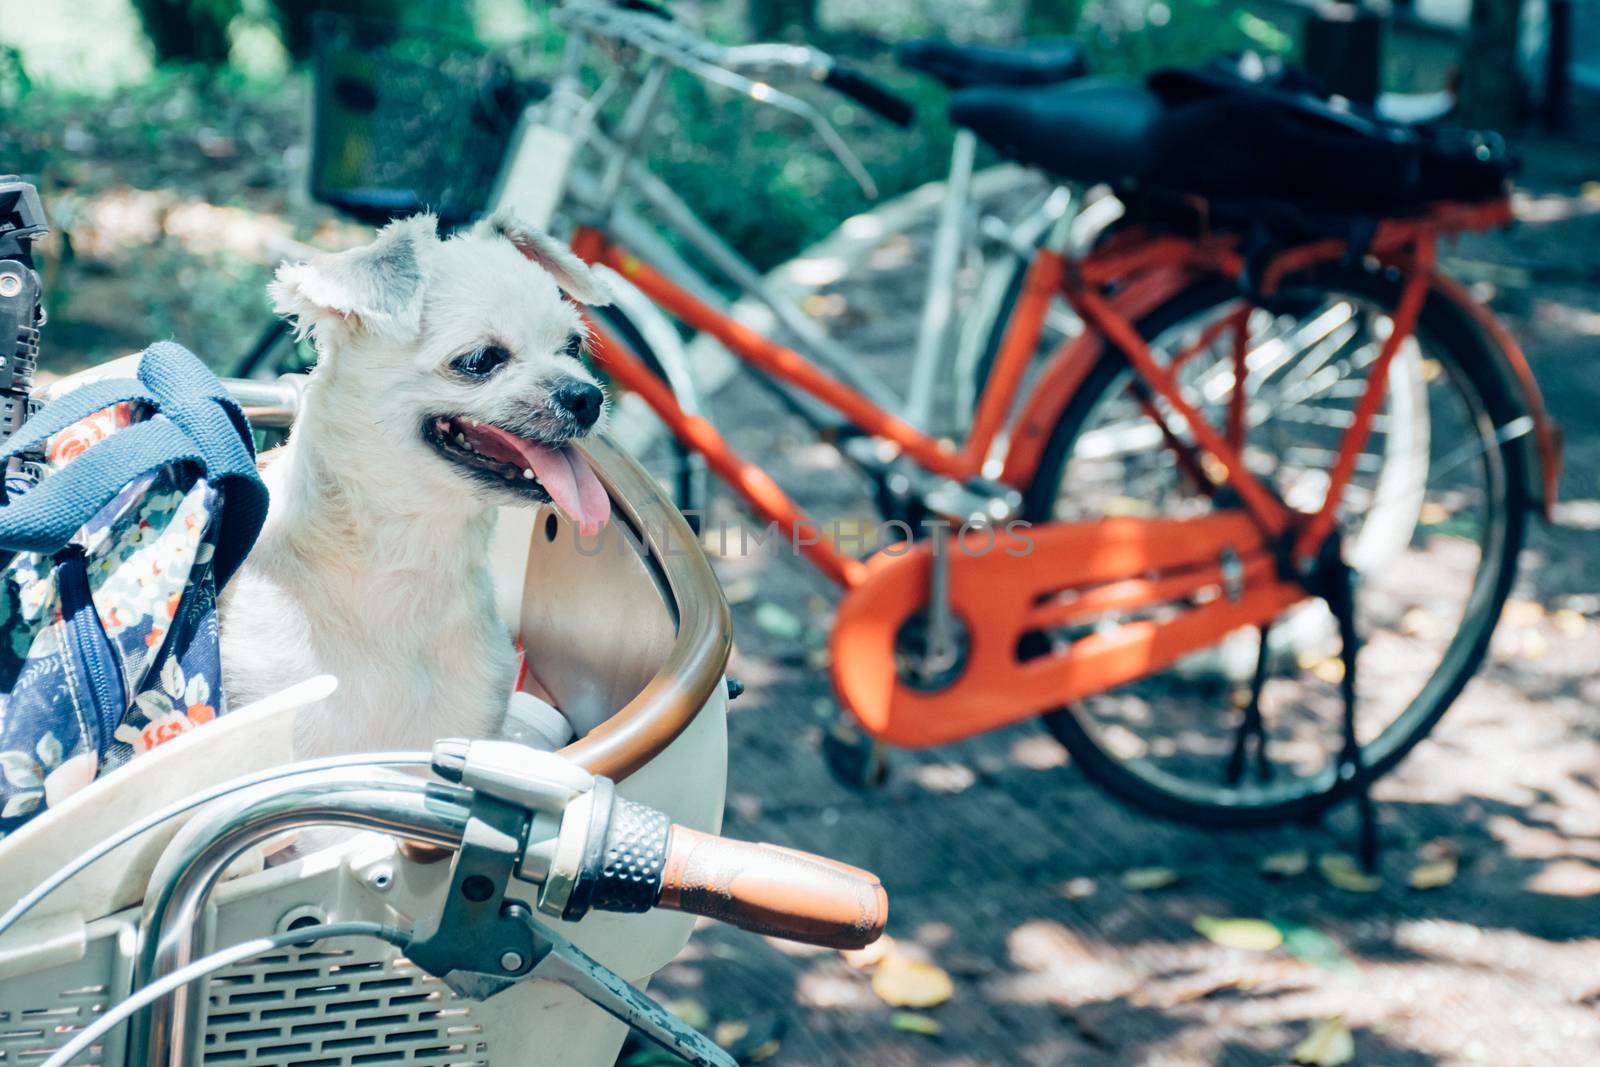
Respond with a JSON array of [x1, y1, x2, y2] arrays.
[[550, 379, 603, 428]]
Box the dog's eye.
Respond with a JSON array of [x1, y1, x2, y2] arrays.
[[451, 345, 511, 379], [561, 334, 584, 360]]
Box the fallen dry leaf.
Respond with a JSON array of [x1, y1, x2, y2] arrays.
[[1553, 608, 1588, 639], [871, 956, 955, 1009], [1292, 1017, 1355, 1066], [1417, 501, 1450, 525], [1399, 607, 1440, 639], [889, 1011, 943, 1036], [713, 1020, 748, 1047], [1409, 856, 1458, 890], [1409, 839, 1459, 890], [746, 1040, 781, 1063], [1310, 657, 1345, 685], [1193, 916, 1284, 952], [1120, 866, 1181, 891], [1504, 598, 1545, 628], [841, 935, 895, 970], [1261, 848, 1310, 878], [1317, 853, 1381, 893], [1057, 876, 1098, 899]]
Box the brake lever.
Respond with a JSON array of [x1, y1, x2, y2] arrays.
[[675, 55, 879, 198], [407, 737, 738, 1065], [523, 910, 739, 1067]]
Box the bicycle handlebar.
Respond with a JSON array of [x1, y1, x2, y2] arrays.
[[821, 62, 915, 128], [552, 0, 910, 195], [434, 739, 888, 950]]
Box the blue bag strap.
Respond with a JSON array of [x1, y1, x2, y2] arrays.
[[0, 342, 268, 586], [135, 342, 268, 586], [0, 419, 203, 553], [0, 378, 158, 461]]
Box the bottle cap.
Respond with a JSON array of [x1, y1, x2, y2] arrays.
[[504, 690, 576, 752]]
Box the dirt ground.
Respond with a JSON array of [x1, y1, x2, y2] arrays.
[[637, 128, 1600, 1067]]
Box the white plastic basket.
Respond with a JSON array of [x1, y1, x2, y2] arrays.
[[0, 429, 731, 1067]]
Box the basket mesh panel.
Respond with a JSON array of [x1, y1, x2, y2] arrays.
[[201, 945, 487, 1067], [0, 917, 129, 1066]]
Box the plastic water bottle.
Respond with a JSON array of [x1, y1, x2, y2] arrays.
[[502, 690, 576, 752]]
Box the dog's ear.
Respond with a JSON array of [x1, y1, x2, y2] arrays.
[[270, 213, 435, 342], [477, 211, 613, 307]]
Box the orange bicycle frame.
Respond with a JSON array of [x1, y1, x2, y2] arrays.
[[572, 225, 1067, 588], [574, 199, 1542, 585], [569, 199, 1558, 747]]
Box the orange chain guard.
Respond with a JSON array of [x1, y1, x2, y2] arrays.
[[830, 513, 1308, 748]]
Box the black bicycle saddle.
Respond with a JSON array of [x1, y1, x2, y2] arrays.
[[897, 37, 1087, 91], [948, 77, 1164, 185]]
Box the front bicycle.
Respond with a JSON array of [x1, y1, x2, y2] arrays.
[[0, 741, 884, 1067], [0, 404, 885, 1066]]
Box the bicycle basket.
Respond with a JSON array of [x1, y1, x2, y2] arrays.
[[309, 13, 522, 228]]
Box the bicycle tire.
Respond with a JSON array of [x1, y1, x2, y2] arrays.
[[589, 303, 709, 531], [1016, 263, 1528, 827]]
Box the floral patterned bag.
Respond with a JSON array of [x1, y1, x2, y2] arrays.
[[0, 342, 267, 838]]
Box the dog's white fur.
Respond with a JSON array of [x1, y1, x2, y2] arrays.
[[218, 212, 612, 758]]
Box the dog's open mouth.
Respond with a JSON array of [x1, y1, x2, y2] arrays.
[[424, 416, 611, 535]]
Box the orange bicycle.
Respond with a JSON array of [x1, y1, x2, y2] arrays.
[[559, 16, 1560, 836], [296, 3, 1562, 838]]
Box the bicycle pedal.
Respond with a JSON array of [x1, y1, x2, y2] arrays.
[[921, 476, 1022, 527], [841, 434, 901, 475]]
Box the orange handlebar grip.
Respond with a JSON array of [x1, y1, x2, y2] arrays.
[[656, 826, 888, 950]]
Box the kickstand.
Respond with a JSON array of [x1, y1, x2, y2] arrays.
[[1323, 546, 1379, 873], [1225, 622, 1274, 786]]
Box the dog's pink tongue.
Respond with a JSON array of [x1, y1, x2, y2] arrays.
[[461, 420, 610, 535], [522, 441, 610, 536]]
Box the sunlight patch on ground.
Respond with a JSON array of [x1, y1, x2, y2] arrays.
[[1536, 299, 1600, 337], [64, 188, 309, 264], [1513, 190, 1600, 225]]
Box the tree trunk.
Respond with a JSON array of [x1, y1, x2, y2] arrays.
[[1456, 0, 1526, 129], [750, 0, 819, 42], [269, 0, 463, 61], [1024, 0, 1084, 38], [132, 0, 238, 65]]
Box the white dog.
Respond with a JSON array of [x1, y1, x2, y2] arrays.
[[219, 211, 613, 759]]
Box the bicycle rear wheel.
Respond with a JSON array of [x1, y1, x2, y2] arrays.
[[1021, 263, 1527, 826], [588, 303, 709, 532]]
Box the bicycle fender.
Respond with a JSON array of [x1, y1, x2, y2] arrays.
[[1424, 270, 1562, 520]]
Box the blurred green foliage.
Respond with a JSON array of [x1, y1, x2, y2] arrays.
[[5, 0, 1285, 373]]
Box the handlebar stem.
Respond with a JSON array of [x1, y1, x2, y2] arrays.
[[598, 58, 672, 211]]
